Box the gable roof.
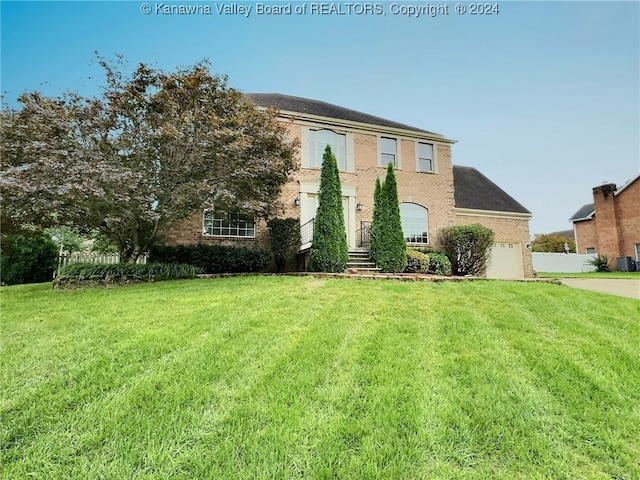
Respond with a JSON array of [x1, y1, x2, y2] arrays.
[[453, 166, 530, 214], [549, 229, 576, 240], [569, 203, 595, 222], [246, 93, 442, 137], [616, 173, 640, 196]]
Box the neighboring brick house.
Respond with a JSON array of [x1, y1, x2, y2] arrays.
[[570, 175, 640, 269], [167, 93, 533, 278]]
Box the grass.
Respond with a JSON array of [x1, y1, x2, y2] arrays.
[[537, 271, 640, 279], [1, 277, 639, 479]]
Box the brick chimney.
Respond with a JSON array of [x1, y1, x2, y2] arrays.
[[592, 183, 621, 263]]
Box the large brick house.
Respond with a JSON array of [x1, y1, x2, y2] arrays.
[[167, 94, 533, 278], [570, 174, 640, 269]]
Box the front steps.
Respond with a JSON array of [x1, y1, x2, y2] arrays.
[[347, 250, 379, 273]]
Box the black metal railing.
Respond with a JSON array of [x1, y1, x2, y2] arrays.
[[357, 221, 373, 249], [300, 217, 314, 247]]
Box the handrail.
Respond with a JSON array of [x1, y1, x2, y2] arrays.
[[300, 217, 314, 247]]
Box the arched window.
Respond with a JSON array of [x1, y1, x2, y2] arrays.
[[308, 129, 346, 170], [400, 203, 428, 244]]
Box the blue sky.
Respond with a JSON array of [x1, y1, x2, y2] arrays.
[[2, 1, 638, 235]]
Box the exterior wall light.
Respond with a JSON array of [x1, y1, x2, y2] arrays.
[[294, 197, 300, 206], [357, 203, 363, 211]]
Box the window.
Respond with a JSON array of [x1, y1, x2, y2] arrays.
[[307, 129, 346, 170], [380, 137, 397, 167], [400, 203, 428, 244], [203, 211, 255, 237], [417, 142, 434, 172], [585, 247, 596, 254]]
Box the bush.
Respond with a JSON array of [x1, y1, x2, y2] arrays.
[[589, 254, 611, 272], [417, 248, 453, 276], [1, 232, 58, 285], [54, 262, 199, 287], [148, 244, 272, 274], [267, 218, 300, 273], [437, 224, 495, 276], [404, 250, 430, 274]]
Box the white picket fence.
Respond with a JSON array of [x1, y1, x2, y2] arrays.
[[532, 252, 597, 273], [58, 251, 147, 269]]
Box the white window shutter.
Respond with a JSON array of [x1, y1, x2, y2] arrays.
[[346, 133, 355, 173], [300, 127, 310, 168]]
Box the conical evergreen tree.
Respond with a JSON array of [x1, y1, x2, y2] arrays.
[[309, 146, 349, 272], [376, 163, 407, 273], [370, 176, 385, 263]]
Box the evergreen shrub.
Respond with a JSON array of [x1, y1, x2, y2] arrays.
[[148, 245, 272, 274], [0, 232, 58, 285]]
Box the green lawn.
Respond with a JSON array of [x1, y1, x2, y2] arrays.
[[537, 271, 640, 279], [1, 277, 639, 479]]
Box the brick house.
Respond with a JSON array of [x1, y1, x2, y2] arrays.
[[167, 94, 533, 278], [570, 174, 640, 269]]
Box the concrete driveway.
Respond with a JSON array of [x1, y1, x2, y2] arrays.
[[561, 278, 640, 299]]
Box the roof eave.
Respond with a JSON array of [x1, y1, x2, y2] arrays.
[[455, 207, 532, 219], [268, 108, 457, 144], [570, 214, 594, 223]]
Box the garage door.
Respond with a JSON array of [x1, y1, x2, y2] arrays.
[[486, 242, 524, 279]]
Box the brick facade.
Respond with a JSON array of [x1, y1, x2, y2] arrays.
[[165, 98, 534, 277], [454, 212, 534, 278], [573, 176, 640, 266]]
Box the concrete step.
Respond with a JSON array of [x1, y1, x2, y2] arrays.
[[347, 263, 377, 269]]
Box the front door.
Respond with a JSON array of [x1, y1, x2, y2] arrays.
[[303, 194, 352, 247]]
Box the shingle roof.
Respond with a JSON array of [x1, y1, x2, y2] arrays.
[[453, 166, 530, 214], [246, 93, 440, 136], [549, 229, 576, 239], [569, 203, 595, 222]]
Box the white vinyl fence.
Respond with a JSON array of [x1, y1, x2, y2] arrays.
[[532, 252, 597, 273]]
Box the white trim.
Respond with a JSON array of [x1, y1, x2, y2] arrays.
[[272, 109, 456, 144], [378, 135, 402, 169], [300, 127, 310, 168], [615, 174, 640, 196], [202, 210, 256, 238], [415, 141, 438, 174], [298, 181, 357, 248], [345, 133, 355, 173], [455, 207, 532, 220]]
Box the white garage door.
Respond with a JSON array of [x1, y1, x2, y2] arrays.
[[486, 242, 524, 279]]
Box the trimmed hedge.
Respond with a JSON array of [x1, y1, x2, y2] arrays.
[[267, 218, 300, 273], [404, 250, 430, 274], [54, 262, 199, 287], [437, 224, 495, 276], [148, 244, 272, 274], [1, 232, 58, 285]]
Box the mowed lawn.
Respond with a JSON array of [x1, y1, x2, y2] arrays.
[[1, 277, 639, 479]]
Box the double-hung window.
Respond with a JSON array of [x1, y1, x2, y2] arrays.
[[380, 137, 398, 167], [417, 142, 434, 172], [203, 211, 255, 237], [307, 129, 347, 170]]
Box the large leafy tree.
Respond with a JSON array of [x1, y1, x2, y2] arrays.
[[1, 58, 298, 261], [531, 233, 575, 253], [309, 145, 348, 272]]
